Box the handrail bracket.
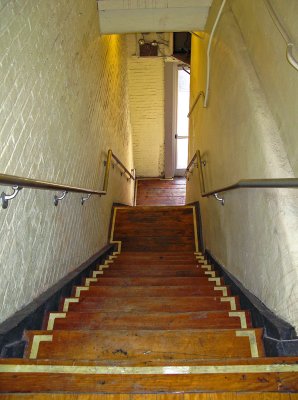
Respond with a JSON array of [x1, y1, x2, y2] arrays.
[[1, 185, 23, 209], [54, 191, 68, 207], [214, 193, 225, 206], [81, 193, 92, 205]]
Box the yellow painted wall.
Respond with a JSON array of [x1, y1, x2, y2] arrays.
[[0, 1, 134, 323], [187, 0, 298, 329]]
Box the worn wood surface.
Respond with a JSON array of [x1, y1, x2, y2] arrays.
[[2, 207, 298, 394], [46, 310, 250, 330], [136, 178, 186, 206], [113, 207, 195, 252], [85, 277, 222, 286], [0, 371, 296, 393], [62, 296, 239, 313], [24, 329, 265, 360], [1, 394, 297, 399], [71, 285, 231, 298], [1, 393, 297, 399]]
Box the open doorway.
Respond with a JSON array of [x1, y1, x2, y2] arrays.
[[164, 62, 190, 179], [175, 66, 190, 176]]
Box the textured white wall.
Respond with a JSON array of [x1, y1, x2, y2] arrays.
[[0, 1, 134, 323], [127, 55, 165, 177], [187, 1, 298, 329]]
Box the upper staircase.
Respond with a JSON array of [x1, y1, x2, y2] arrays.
[[0, 205, 297, 396]]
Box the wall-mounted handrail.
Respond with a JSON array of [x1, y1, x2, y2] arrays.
[[0, 149, 135, 209], [111, 152, 135, 181], [264, 0, 298, 72], [203, 178, 298, 197], [187, 91, 205, 118], [186, 150, 298, 205]]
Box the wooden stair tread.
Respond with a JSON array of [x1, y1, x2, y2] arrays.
[[86, 277, 222, 286], [100, 270, 214, 278], [44, 310, 251, 330], [62, 296, 240, 312], [71, 285, 232, 297], [24, 329, 265, 360]]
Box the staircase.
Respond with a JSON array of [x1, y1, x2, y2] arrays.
[[0, 206, 297, 396]]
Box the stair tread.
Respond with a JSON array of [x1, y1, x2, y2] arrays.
[[24, 328, 265, 360], [63, 295, 240, 312], [71, 285, 231, 297], [86, 277, 221, 285], [45, 310, 251, 330]]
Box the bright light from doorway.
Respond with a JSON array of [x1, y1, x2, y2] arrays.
[[176, 68, 190, 170]]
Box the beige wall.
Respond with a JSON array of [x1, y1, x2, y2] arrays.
[[187, 0, 298, 329], [127, 35, 165, 177], [0, 1, 134, 323]]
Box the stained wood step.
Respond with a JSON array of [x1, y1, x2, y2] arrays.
[[1, 357, 297, 393], [44, 310, 251, 331], [99, 269, 214, 278], [24, 329, 265, 360], [60, 296, 240, 313], [86, 277, 222, 287], [113, 207, 196, 252], [71, 285, 231, 298]]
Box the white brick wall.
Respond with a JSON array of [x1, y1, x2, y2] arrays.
[[0, 0, 134, 323], [127, 56, 165, 177]]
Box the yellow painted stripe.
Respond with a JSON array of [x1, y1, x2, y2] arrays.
[[46, 313, 66, 331], [236, 330, 259, 358], [192, 207, 199, 253], [0, 364, 297, 374], [62, 298, 79, 312], [29, 335, 53, 359]]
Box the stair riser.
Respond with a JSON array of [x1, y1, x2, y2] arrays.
[[0, 372, 296, 393]]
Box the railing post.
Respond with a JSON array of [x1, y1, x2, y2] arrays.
[[103, 149, 113, 192], [197, 150, 206, 195]]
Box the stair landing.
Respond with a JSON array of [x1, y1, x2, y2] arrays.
[[136, 178, 186, 206]]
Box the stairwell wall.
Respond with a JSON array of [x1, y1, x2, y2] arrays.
[[126, 35, 165, 177], [186, 0, 298, 330], [0, 1, 134, 323]]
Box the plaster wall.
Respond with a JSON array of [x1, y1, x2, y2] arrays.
[[0, 0, 134, 323], [187, 1, 298, 329], [127, 37, 165, 177]]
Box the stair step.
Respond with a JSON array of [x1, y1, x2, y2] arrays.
[[85, 277, 222, 286], [0, 357, 297, 393], [61, 296, 240, 313], [44, 310, 251, 330], [71, 285, 231, 298], [99, 269, 214, 278], [24, 328, 265, 360]]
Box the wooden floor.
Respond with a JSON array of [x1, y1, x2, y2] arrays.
[[1, 393, 297, 399], [136, 178, 186, 206]]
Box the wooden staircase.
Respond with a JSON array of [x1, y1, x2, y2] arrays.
[[0, 206, 297, 397]]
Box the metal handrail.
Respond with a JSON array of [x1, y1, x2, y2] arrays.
[[203, 178, 298, 197], [187, 91, 205, 118], [186, 150, 298, 205], [0, 149, 134, 208], [264, 0, 298, 72]]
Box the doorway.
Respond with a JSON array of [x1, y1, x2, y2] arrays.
[[164, 63, 190, 178], [175, 66, 190, 176]]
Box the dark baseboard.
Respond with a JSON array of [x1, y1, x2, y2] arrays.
[[186, 201, 204, 253], [206, 249, 298, 357], [0, 244, 115, 358]]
